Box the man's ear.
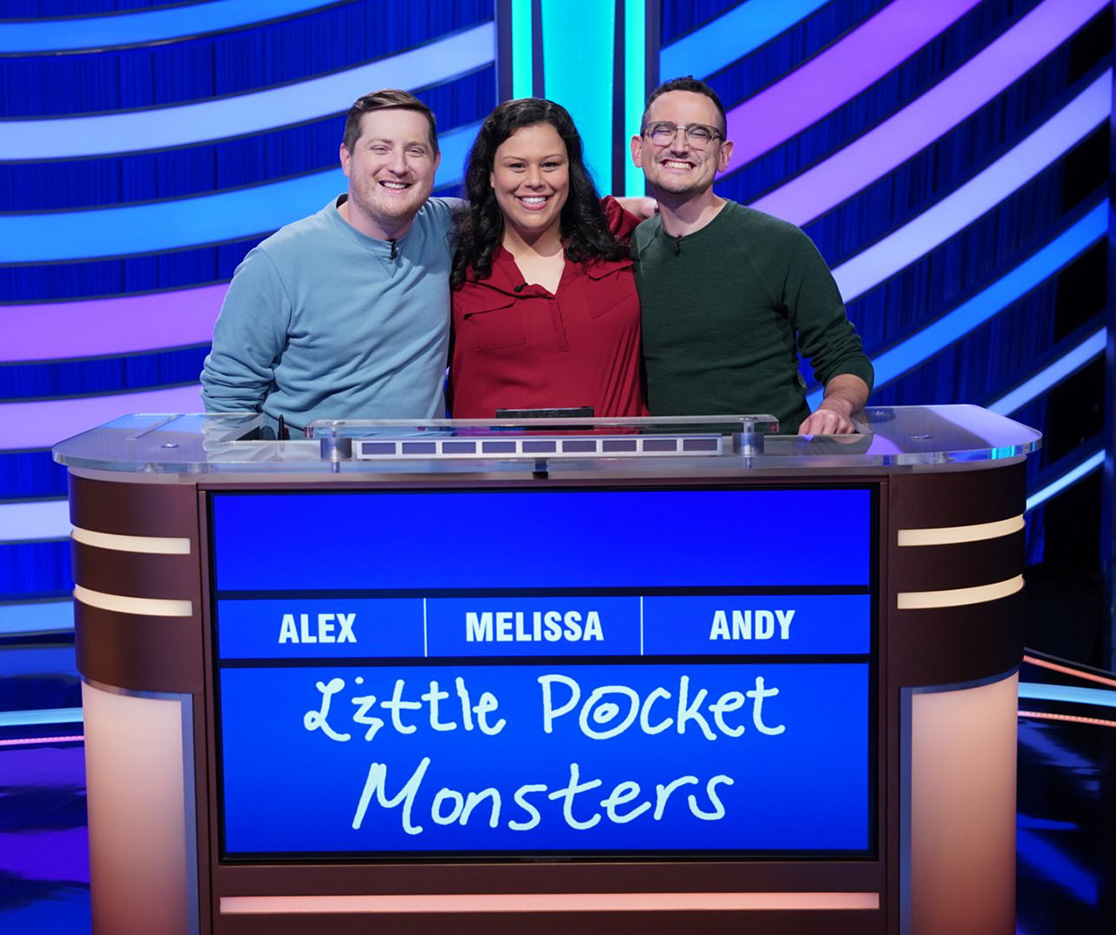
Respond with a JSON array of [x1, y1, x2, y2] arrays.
[[630, 134, 644, 168], [717, 138, 733, 173], [339, 142, 351, 178]]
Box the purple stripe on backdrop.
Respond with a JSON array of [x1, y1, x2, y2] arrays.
[[723, 0, 980, 172], [1, 384, 202, 452], [747, 0, 1109, 226], [2, 285, 226, 363]]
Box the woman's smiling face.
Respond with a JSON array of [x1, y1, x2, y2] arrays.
[[489, 122, 570, 246]]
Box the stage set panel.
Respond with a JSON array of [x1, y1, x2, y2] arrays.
[[55, 407, 1038, 935]]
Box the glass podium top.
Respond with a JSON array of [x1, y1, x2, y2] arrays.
[[52, 406, 1040, 477]]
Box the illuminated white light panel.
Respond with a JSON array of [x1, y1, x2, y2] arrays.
[[988, 328, 1106, 415], [71, 527, 191, 555], [73, 584, 193, 618], [856, 201, 1107, 399], [0, 384, 202, 452], [221, 891, 881, 914], [897, 515, 1024, 547], [1026, 449, 1104, 512], [896, 574, 1024, 609], [0, 498, 70, 543], [0, 600, 74, 636], [0, 126, 478, 263], [2, 283, 229, 363], [831, 71, 1111, 303], [660, 0, 829, 80], [0, 1, 337, 53], [0, 23, 495, 161]]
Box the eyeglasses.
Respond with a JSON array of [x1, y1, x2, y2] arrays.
[[642, 121, 723, 149]]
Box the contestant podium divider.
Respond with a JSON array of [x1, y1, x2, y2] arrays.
[[906, 675, 1018, 935], [55, 407, 1040, 935], [81, 683, 197, 935]]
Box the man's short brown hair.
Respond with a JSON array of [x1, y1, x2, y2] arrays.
[[641, 76, 727, 135], [343, 89, 439, 153]]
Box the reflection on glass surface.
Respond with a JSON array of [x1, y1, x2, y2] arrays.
[[52, 406, 1040, 475]]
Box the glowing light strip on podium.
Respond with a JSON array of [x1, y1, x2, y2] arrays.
[[659, 0, 829, 81], [220, 892, 881, 914], [0, 122, 478, 263], [71, 526, 191, 555], [722, 0, 980, 170], [896, 575, 1023, 610], [830, 71, 1110, 302], [0, 23, 494, 161], [897, 515, 1024, 547], [0, 0, 338, 53], [73, 584, 193, 617], [748, 0, 1109, 224]]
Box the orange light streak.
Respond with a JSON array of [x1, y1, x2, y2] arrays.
[[1022, 654, 1116, 689]]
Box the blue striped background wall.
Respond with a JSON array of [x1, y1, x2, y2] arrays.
[[0, 0, 1110, 643]]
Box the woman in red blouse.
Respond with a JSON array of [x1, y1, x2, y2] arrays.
[[449, 98, 646, 418]]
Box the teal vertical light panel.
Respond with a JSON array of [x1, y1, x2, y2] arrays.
[[510, 0, 534, 99], [624, 0, 647, 195], [539, 0, 616, 189]]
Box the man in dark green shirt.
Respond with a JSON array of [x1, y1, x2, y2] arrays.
[[629, 77, 873, 434]]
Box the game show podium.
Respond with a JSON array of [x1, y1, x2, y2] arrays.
[[53, 406, 1040, 935]]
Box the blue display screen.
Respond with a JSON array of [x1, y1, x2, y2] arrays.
[[209, 487, 876, 860]]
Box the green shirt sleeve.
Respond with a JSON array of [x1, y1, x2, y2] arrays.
[[779, 227, 874, 392]]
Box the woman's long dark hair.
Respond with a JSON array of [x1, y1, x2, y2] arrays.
[[451, 98, 628, 286]]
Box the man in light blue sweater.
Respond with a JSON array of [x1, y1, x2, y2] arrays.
[[201, 89, 463, 434]]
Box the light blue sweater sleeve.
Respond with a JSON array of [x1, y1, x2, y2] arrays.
[[201, 247, 292, 415]]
